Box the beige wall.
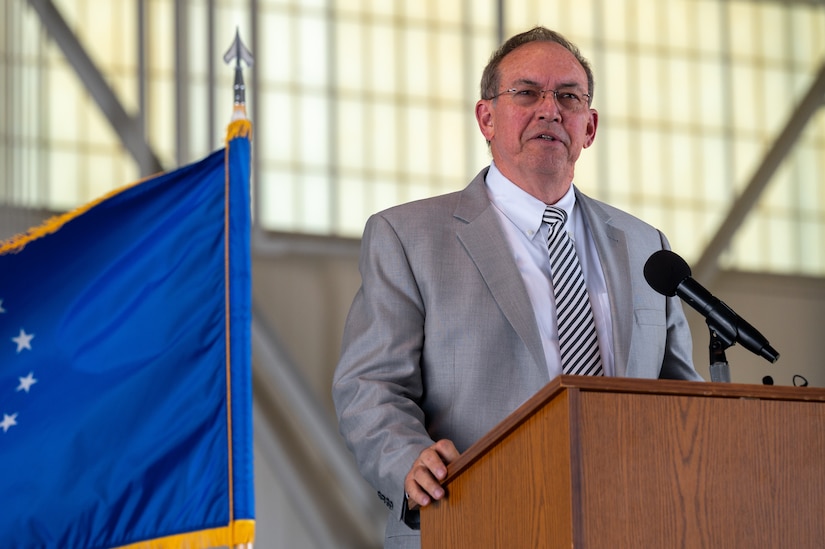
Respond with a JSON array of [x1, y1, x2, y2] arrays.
[[252, 235, 362, 416], [687, 271, 825, 388]]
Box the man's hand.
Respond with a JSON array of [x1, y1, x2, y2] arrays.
[[404, 439, 460, 508]]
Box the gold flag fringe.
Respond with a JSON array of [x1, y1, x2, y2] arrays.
[[114, 519, 255, 549], [0, 120, 252, 257], [0, 174, 154, 256], [226, 117, 252, 141]]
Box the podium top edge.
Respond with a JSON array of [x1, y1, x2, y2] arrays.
[[552, 375, 825, 401], [442, 376, 825, 485]]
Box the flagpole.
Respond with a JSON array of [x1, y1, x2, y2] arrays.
[[224, 28, 254, 122], [224, 28, 255, 549]]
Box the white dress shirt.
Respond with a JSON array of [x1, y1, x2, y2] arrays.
[[485, 162, 615, 378]]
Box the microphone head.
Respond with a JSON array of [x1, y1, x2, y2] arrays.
[[644, 249, 692, 297]]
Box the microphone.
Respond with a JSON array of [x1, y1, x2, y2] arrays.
[[643, 249, 779, 363]]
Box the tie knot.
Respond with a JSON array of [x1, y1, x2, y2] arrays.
[[542, 206, 568, 228]]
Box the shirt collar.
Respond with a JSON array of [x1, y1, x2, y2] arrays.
[[485, 161, 578, 238]]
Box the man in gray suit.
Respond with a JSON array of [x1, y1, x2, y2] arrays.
[[333, 27, 704, 548]]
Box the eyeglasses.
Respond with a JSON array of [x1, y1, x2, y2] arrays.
[[488, 87, 591, 112]]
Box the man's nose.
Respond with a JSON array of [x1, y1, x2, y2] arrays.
[[537, 90, 562, 119]]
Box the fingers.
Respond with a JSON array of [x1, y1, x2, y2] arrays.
[[430, 439, 460, 468], [404, 439, 461, 508], [404, 450, 443, 507]]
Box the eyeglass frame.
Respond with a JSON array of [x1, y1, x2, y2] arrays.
[[486, 86, 592, 111]]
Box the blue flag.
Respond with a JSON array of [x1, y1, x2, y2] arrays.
[[0, 120, 254, 548]]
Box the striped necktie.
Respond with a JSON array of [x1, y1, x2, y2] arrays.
[[543, 206, 604, 376]]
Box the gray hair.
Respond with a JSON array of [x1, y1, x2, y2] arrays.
[[479, 27, 594, 105]]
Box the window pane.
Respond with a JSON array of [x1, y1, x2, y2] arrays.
[[3, 0, 825, 277]]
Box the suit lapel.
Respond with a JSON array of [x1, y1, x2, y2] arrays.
[[453, 173, 548, 378], [575, 191, 633, 377]]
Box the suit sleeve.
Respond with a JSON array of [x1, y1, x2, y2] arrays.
[[332, 212, 435, 523]]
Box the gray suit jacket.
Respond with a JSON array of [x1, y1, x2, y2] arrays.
[[332, 168, 703, 548]]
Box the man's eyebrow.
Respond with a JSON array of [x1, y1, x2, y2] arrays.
[[510, 78, 542, 88], [556, 82, 587, 91], [509, 78, 586, 91]]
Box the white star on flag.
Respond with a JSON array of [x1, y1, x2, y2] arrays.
[[0, 299, 5, 313], [0, 413, 17, 433], [16, 372, 37, 393], [12, 329, 34, 353]]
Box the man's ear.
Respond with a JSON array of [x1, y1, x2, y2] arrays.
[[583, 108, 598, 148], [475, 100, 494, 142]]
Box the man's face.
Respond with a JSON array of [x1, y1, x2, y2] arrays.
[[475, 41, 598, 190]]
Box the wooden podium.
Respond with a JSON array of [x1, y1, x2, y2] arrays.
[[420, 376, 825, 548]]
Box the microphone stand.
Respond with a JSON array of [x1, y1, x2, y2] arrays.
[[708, 320, 734, 383]]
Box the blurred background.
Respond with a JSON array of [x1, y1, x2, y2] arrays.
[[2, 0, 824, 547]]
